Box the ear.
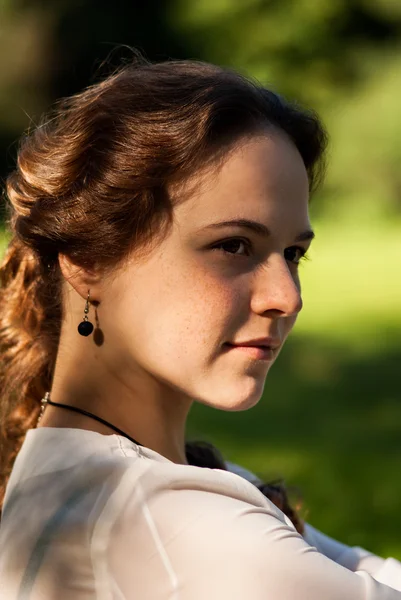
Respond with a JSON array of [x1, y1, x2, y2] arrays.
[[58, 253, 102, 304]]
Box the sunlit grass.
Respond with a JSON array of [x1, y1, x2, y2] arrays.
[[295, 218, 401, 351]]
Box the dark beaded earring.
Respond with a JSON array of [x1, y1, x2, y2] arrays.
[[77, 290, 94, 336]]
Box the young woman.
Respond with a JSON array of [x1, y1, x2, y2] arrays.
[[0, 56, 400, 599]]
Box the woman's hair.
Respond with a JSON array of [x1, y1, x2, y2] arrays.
[[0, 54, 327, 530]]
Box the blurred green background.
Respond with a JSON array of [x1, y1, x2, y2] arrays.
[[1, 0, 400, 558]]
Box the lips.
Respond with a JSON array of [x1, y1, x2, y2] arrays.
[[227, 338, 281, 350], [223, 338, 281, 361]]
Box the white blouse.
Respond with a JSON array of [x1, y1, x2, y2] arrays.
[[0, 427, 400, 599]]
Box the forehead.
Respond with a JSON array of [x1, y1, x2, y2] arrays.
[[171, 132, 311, 234]]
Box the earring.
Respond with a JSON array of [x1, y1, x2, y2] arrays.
[[77, 290, 94, 336]]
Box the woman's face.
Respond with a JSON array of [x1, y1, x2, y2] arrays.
[[101, 131, 312, 411]]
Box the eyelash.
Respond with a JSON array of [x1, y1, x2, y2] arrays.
[[284, 246, 309, 265], [212, 237, 309, 265]]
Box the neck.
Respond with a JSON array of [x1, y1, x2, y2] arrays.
[[40, 344, 191, 465]]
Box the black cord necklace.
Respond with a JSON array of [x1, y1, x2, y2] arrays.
[[38, 391, 143, 447]]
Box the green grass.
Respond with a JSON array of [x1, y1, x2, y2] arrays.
[[2, 220, 401, 559], [296, 219, 401, 349]]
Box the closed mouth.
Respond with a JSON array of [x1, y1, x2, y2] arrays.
[[225, 339, 280, 350], [222, 342, 279, 361]]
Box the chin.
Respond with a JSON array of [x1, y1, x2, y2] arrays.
[[221, 393, 263, 412], [200, 377, 266, 412]]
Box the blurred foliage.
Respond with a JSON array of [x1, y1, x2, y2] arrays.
[[170, 0, 401, 105], [1, 0, 401, 558], [1, 0, 401, 217]]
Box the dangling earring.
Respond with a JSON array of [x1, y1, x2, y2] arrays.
[[78, 290, 94, 336]]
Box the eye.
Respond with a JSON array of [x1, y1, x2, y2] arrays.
[[284, 246, 307, 265], [213, 238, 251, 256]]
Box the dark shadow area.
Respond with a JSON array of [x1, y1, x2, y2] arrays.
[[0, 0, 200, 191], [45, 0, 194, 99]]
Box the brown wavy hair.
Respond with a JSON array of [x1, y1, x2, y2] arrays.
[[0, 54, 327, 532]]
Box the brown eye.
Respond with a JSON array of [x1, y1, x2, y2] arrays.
[[284, 246, 305, 265], [215, 239, 250, 256]]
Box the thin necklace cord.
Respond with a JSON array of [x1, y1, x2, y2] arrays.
[[41, 395, 143, 447]]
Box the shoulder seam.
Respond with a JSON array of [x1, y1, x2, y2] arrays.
[[116, 435, 129, 457]]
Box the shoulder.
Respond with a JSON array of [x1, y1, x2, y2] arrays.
[[101, 444, 290, 530]]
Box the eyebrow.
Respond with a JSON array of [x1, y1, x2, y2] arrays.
[[202, 219, 315, 243]]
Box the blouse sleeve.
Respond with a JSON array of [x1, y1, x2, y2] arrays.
[[105, 466, 401, 600], [303, 524, 401, 591], [226, 460, 401, 591]]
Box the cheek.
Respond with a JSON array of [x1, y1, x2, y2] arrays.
[[163, 270, 244, 347], [120, 263, 247, 360]]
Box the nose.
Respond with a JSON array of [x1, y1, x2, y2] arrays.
[[250, 254, 303, 318]]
